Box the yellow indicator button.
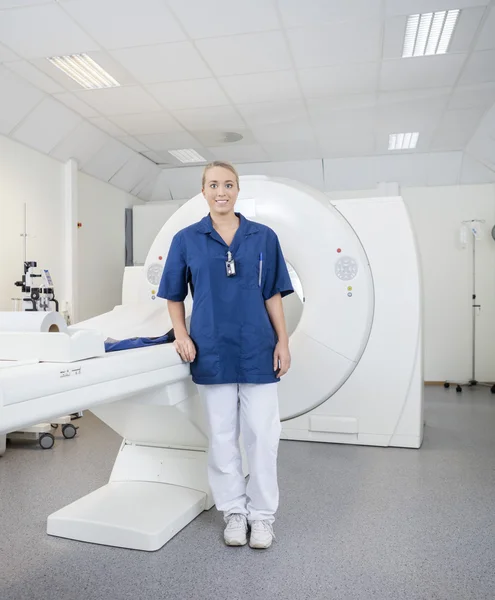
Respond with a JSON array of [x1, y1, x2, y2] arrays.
[[347, 286, 353, 291]]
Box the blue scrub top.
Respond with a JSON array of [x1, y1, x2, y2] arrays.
[[157, 213, 294, 385]]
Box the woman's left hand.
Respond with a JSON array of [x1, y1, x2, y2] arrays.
[[274, 341, 291, 377]]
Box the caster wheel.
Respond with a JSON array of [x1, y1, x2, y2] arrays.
[[456, 385, 462, 393], [39, 433, 55, 450], [491, 385, 495, 394], [51, 424, 59, 429], [444, 383, 450, 389], [62, 424, 77, 439]]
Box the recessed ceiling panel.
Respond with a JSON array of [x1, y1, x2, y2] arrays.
[[0, 66, 44, 135], [168, 0, 280, 39], [287, 20, 382, 69], [11, 96, 81, 154], [75, 86, 162, 116], [0, 4, 100, 59], [61, 0, 186, 49], [110, 43, 211, 84], [278, 0, 382, 28], [196, 31, 292, 76], [219, 71, 301, 104], [146, 79, 230, 111]]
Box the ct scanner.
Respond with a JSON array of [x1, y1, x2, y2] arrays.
[[0, 176, 424, 552]]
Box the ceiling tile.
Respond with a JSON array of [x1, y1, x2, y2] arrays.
[[61, 0, 186, 49], [171, 105, 246, 131], [385, 0, 490, 16], [109, 154, 159, 193], [319, 133, 375, 157], [0, 4, 100, 59], [299, 62, 379, 98], [147, 79, 230, 110], [430, 108, 486, 151], [52, 92, 99, 118], [307, 94, 377, 119], [88, 117, 128, 137], [75, 86, 162, 116], [448, 83, 495, 109], [251, 119, 316, 144], [278, 0, 382, 28], [219, 71, 301, 104], [207, 144, 269, 162], [449, 7, 487, 54], [4, 60, 64, 94], [261, 141, 323, 161], [0, 42, 19, 63], [376, 89, 450, 131], [110, 43, 211, 84], [237, 100, 308, 126], [136, 131, 202, 151], [380, 54, 466, 90], [31, 51, 137, 92], [81, 139, 134, 180], [50, 121, 108, 165], [196, 31, 292, 77], [476, 6, 495, 50], [287, 20, 382, 69], [118, 136, 151, 152], [12, 96, 81, 154], [311, 107, 376, 138], [109, 112, 184, 135], [168, 0, 280, 39], [459, 50, 495, 85], [0, 0, 49, 7], [0, 66, 45, 135]]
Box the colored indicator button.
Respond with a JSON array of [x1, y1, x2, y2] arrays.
[[152, 290, 156, 294], [158, 256, 163, 260], [347, 286, 352, 291], [337, 248, 342, 253]]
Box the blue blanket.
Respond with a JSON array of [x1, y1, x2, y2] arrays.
[[105, 330, 174, 353]]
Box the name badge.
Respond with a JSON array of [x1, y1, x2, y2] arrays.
[[225, 251, 236, 277]]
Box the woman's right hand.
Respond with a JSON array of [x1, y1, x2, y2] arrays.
[[173, 334, 196, 363]]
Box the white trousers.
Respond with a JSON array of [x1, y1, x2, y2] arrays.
[[198, 383, 281, 524]]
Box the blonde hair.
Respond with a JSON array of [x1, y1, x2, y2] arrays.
[[202, 160, 239, 190]]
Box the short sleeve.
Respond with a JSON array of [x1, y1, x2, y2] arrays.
[[262, 231, 294, 301], [157, 232, 188, 301]]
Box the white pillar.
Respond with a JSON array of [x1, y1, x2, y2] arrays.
[[64, 159, 78, 324]]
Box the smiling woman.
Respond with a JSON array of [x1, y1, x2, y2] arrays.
[[157, 160, 293, 550]]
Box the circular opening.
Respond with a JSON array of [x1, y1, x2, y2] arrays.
[[48, 324, 59, 332], [283, 262, 304, 337]]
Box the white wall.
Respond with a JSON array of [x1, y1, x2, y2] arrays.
[[0, 135, 64, 312], [0, 134, 142, 321], [77, 172, 142, 322], [403, 184, 495, 383]]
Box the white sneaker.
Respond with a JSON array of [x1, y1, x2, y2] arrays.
[[224, 514, 248, 546], [249, 520, 275, 549]]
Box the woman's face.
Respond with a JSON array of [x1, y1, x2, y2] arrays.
[[203, 166, 239, 217]]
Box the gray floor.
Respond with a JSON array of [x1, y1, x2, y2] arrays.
[[1, 387, 494, 600]]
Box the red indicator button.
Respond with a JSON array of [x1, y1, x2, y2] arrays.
[[158, 256, 163, 260], [337, 248, 342, 253]]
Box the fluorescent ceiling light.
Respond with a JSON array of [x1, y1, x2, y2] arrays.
[[47, 54, 120, 89], [168, 149, 206, 163], [388, 132, 419, 150], [403, 9, 460, 57]]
